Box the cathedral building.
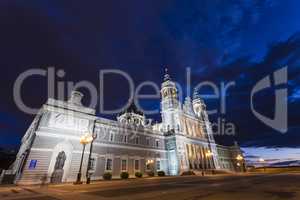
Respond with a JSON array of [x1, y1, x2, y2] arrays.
[[11, 71, 245, 184]]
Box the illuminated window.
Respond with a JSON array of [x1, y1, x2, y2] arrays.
[[121, 159, 127, 171]]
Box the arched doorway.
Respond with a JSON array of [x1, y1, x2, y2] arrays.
[[50, 151, 66, 183]]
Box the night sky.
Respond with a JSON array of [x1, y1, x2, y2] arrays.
[[0, 0, 299, 161]]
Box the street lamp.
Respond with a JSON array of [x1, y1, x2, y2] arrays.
[[236, 154, 244, 172], [259, 158, 266, 172], [205, 150, 213, 172], [205, 150, 213, 158], [74, 133, 93, 184], [146, 159, 154, 165], [86, 133, 97, 184], [236, 154, 243, 161]]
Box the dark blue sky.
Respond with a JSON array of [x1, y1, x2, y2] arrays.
[[0, 0, 299, 149]]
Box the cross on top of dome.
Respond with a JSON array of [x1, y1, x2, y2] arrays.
[[164, 67, 171, 81]]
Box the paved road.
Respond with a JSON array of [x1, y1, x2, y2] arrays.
[[1, 173, 300, 200]]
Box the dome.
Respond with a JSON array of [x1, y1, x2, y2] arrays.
[[119, 101, 144, 116]]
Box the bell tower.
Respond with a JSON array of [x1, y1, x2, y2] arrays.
[[193, 89, 220, 169], [160, 68, 181, 132]]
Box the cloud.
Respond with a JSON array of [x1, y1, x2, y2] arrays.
[[0, 1, 299, 149], [199, 32, 300, 147], [244, 155, 260, 159]]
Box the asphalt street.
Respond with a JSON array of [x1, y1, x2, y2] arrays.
[[1, 173, 300, 200]]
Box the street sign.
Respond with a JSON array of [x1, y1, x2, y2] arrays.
[[29, 160, 37, 169]]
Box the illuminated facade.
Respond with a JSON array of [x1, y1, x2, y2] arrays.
[[11, 71, 244, 184]]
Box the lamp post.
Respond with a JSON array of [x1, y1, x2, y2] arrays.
[[259, 158, 266, 172], [205, 150, 213, 158], [205, 150, 213, 174], [74, 133, 93, 185], [86, 133, 97, 184], [236, 154, 244, 172]]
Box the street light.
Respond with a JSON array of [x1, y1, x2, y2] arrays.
[[236, 154, 243, 161], [146, 159, 154, 164], [205, 150, 213, 172], [236, 154, 244, 172], [86, 133, 97, 184], [205, 150, 213, 158], [74, 133, 93, 184], [259, 158, 266, 172]]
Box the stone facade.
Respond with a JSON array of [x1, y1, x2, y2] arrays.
[[11, 72, 245, 185]]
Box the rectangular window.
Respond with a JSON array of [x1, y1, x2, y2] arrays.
[[146, 138, 150, 146], [134, 160, 139, 171], [110, 133, 114, 142], [123, 135, 127, 143], [89, 158, 95, 170], [121, 159, 127, 171], [135, 137, 139, 145], [106, 158, 112, 171], [156, 140, 159, 148], [156, 160, 161, 170]]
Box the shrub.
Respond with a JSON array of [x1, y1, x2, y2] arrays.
[[135, 172, 143, 178], [120, 172, 129, 179], [181, 171, 196, 176], [147, 171, 155, 177], [103, 172, 112, 180], [157, 171, 166, 177]]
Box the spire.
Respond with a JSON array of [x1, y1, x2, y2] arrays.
[[193, 87, 200, 100], [164, 67, 171, 81]]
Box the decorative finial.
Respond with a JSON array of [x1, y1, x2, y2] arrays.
[[164, 66, 170, 81], [193, 88, 200, 99]]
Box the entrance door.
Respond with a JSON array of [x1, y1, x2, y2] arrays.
[[50, 151, 66, 183]]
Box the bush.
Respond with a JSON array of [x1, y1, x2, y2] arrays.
[[157, 171, 166, 177], [181, 171, 196, 176], [120, 172, 129, 179], [103, 172, 112, 180], [135, 172, 143, 178], [147, 171, 155, 177]]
